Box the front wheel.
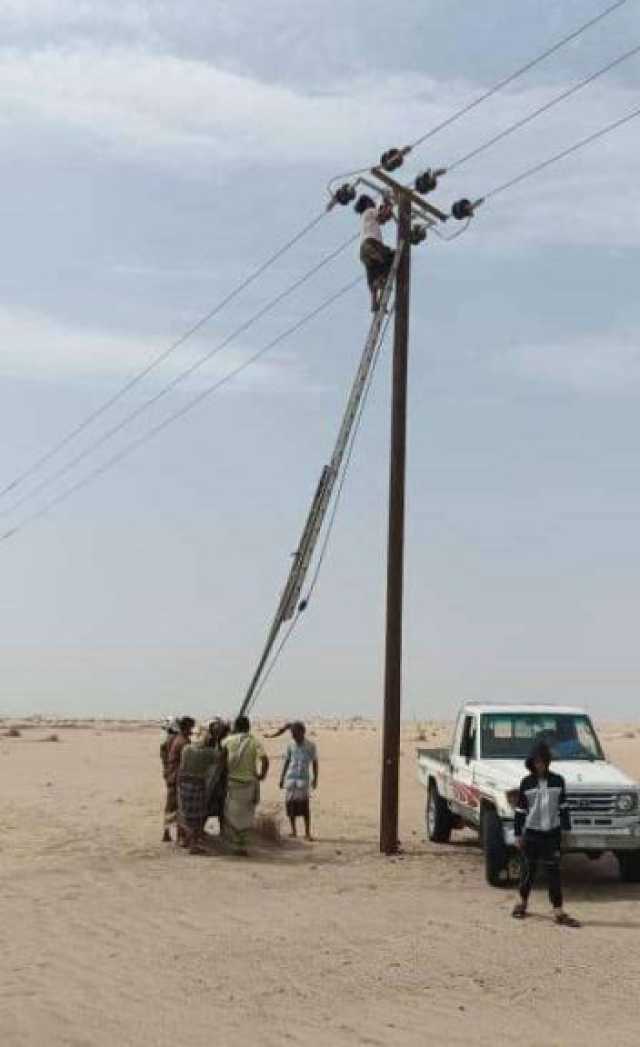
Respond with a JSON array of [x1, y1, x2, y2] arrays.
[[617, 850, 640, 883], [482, 807, 509, 887], [426, 781, 453, 843]]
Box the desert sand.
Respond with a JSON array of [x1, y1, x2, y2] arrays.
[[1, 717, 640, 1047]]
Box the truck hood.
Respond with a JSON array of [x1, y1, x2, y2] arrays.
[[475, 759, 638, 792]]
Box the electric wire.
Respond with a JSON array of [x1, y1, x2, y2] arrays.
[[431, 218, 472, 241], [1, 276, 363, 543], [0, 209, 329, 501], [326, 0, 629, 193], [1, 233, 358, 521], [409, 0, 629, 151], [446, 40, 640, 173], [482, 102, 640, 200], [245, 308, 394, 712]]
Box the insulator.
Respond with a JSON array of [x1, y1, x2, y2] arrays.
[[410, 223, 427, 245], [451, 198, 474, 221], [298, 598, 308, 612], [380, 148, 404, 172], [415, 169, 438, 194], [334, 183, 356, 206]]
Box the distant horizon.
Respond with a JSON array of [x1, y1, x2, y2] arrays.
[[3, 1, 640, 722], [2, 706, 638, 727]]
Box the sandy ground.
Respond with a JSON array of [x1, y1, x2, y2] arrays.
[[1, 717, 640, 1047]]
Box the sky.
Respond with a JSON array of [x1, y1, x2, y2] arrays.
[[1, 0, 640, 721]]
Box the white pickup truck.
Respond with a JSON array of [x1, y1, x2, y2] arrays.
[[418, 703, 640, 887]]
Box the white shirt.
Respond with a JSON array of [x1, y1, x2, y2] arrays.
[[361, 207, 382, 245], [537, 778, 552, 831]]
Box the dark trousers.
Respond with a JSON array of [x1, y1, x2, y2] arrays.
[[519, 828, 563, 908], [360, 238, 395, 292]]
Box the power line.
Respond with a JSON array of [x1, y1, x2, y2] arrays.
[[483, 102, 640, 200], [245, 309, 394, 712], [1, 276, 363, 543], [326, 0, 628, 193], [1, 233, 358, 521], [446, 41, 640, 173], [0, 209, 329, 502], [409, 0, 629, 151]]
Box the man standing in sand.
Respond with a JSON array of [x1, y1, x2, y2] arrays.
[[164, 716, 195, 845], [276, 722, 318, 841], [221, 716, 269, 856], [512, 742, 580, 927], [160, 717, 179, 842]]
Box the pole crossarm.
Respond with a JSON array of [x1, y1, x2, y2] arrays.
[[239, 248, 404, 717], [370, 168, 450, 223]]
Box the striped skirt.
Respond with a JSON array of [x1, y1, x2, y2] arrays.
[[178, 775, 207, 832]]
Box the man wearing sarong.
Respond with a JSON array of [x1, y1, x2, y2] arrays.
[[160, 717, 179, 841], [221, 715, 269, 856], [279, 722, 318, 841], [205, 718, 230, 831], [178, 722, 224, 854], [165, 716, 194, 845], [355, 194, 395, 313]]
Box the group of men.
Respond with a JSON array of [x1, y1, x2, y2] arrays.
[[160, 715, 318, 855]]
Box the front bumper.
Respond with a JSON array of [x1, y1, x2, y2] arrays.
[[503, 820, 640, 852], [564, 827, 640, 852]]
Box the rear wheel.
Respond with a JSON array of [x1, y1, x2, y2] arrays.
[[426, 780, 453, 843], [617, 850, 640, 883], [482, 807, 509, 887]]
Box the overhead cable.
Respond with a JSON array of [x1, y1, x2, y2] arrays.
[[326, 0, 628, 193], [446, 41, 640, 173], [409, 0, 629, 151], [1, 233, 358, 520], [482, 102, 640, 200], [1, 276, 363, 543], [0, 209, 330, 501]]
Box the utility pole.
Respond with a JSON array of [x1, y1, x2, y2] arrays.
[[362, 160, 450, 854], [380, 190, 412, 854], [243, 157, 461, 841]]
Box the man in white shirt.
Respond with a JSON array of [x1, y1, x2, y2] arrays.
[[355, 194, 395, 312]]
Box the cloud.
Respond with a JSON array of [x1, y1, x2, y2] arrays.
[[497, 331, 640, 394], [0, 40, 638, 245], [0, 303, 319, 393]]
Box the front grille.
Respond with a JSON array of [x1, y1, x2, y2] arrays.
[[566, 791, 617, 815]]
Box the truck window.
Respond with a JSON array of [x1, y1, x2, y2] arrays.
[[480, 713, 603, 760], [459, 715, 477, 761]]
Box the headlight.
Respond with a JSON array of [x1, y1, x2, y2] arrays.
[[616, 793, 638, 813]]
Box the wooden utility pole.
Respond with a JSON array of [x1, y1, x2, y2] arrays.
[[380, 191, 412, 854]]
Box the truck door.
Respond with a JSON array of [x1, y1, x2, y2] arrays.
[[449, 714, 481, 826]]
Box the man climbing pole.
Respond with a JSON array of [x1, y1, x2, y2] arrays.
[[355, 193, 395, 312]]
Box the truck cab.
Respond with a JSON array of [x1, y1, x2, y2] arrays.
[[418, 703, 640, 887]]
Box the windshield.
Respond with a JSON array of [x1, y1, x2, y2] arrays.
[[480, 713, 604, 761]]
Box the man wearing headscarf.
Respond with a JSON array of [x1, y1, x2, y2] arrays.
[[160, 717, 180, 842], [178, 722, 225, 854], [165, 716, 195, 845]]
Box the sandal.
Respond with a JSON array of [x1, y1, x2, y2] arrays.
[[555, 912, 581, 928], [511, 903, 527, 920]]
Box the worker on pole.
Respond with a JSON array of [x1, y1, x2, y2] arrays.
[[355, 194, 394, 312]]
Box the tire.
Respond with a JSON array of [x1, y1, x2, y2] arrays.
[[426, 780, 453, 843], [482, 807, 509, 887], [617, 850, 640, 883]]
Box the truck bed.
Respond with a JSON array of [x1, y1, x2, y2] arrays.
[[416, 747, 450, 766]]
